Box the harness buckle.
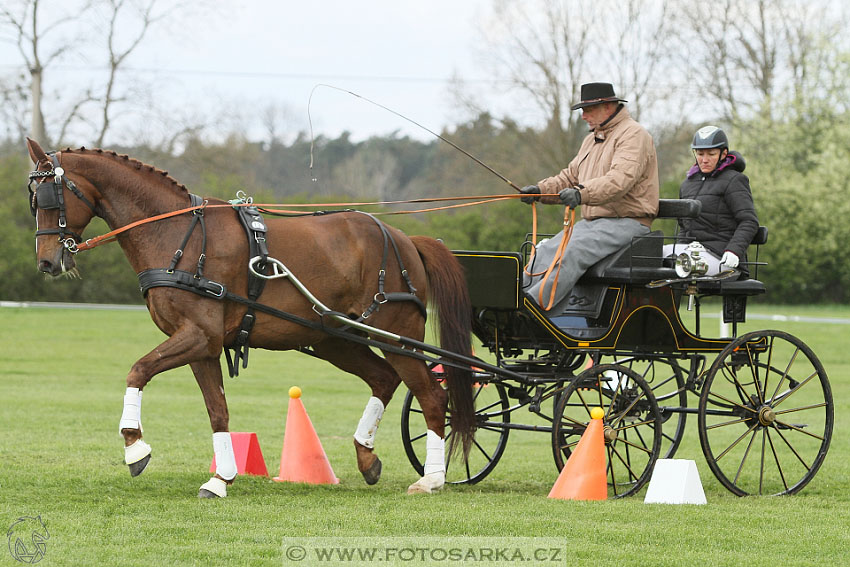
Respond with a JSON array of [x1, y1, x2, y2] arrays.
[[374, 292, 388, 304], [205, 281, 225, 298]]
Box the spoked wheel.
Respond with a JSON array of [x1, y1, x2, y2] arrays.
[[609, 356, 688, 459], [552, 364, 662, 498], [698, 330, 833, 496], [401, 380, 510, 484]]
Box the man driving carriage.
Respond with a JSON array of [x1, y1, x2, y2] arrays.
[[519, 82, 659, 311]]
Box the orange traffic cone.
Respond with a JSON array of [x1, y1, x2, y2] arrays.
[[273, 386, 339, 485], [548, 407, 607, 500], [209, 432, 269, 476]]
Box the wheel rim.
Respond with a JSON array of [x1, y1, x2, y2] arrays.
[[401, 381, 511, 484], [698, 330, 834, 496], [552, 364, 662, 498]]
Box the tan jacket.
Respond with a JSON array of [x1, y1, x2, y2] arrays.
[[537, 106, 659, 227]]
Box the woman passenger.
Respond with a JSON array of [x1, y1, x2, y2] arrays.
[[664, 125, 758, 275]]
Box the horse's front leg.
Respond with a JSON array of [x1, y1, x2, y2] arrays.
[[190, 358, 236, 499], [119, 324, 219, 479], [312, 339, 401, 486]]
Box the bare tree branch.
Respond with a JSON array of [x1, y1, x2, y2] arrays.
[[95, 0, 168, 146]]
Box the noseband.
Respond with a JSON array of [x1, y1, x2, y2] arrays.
[[28, 152, 99, 252]]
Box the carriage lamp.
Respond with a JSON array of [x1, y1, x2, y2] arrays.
[[674, 242, 710, 279], [674, 242, 710, 311]]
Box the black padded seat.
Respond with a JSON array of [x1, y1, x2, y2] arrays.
[[719, 279, 765, 296], [578, 230, 677, 284], [657, 198, 702, 219]]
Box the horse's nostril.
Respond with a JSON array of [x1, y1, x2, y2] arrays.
[[38, 259, 54, 273]]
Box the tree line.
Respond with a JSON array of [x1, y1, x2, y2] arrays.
[[3, 91, 850, 305], [2, 0, 849, 304]]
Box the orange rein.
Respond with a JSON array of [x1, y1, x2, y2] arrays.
[[523, 204, 576, 311], [73, 194, 522, 252]]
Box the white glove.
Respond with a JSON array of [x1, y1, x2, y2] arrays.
[[720, 251, 739, 270]]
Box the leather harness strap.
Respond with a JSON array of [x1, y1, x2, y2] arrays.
[[138, 199, 426, 378], [224, 201, 271, 377], [357, 212, 426, 321]]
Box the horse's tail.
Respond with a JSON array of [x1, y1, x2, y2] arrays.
[[410, 236, 476, 458]]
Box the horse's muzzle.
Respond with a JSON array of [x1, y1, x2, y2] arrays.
[[38, 246, 75, 277]]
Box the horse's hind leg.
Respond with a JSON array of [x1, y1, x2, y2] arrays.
[[384, 352, 449, 495], [312, 339, 402, 486], [190, 357, 237, 499]]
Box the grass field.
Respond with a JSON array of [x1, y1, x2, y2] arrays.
[[1, 304, 849, 566]]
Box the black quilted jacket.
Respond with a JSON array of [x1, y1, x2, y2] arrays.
[[677, 151, 759, 259]]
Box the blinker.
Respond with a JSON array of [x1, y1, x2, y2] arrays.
[[36, 182, 61, 211]]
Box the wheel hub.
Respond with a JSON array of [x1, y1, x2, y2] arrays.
[[758, 406, 776, 426], [603, 424, 618, 442]]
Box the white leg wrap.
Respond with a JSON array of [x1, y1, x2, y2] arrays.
[[424, 429, 446, 475], [407, 431, 447, 494], [200, 476, 228, 498], [353, 397, 385, 449], [212, 432, 238, 481], [119, 387, 143, 434], [124, 439, 152, 465]]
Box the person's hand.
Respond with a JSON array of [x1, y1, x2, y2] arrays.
[[720, 251, 739, 270], [558, 187, 581, 208], [519, 185, 541, 204]]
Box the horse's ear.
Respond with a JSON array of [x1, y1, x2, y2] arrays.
[[26, 137, 48, 164]]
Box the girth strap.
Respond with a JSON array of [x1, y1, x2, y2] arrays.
[[225, 201, 271, 377]]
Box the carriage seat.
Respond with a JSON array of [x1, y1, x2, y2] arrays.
[[576, 199, 702, 285], [578, 231, 676, 285], [554, 200, 699, 320]]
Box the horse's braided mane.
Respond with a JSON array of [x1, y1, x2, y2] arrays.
[[63, 146, 189, 194]]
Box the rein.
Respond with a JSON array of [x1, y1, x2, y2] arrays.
[[29, 148, 576, 313], [523, 205, 576, 311], [70, 194, 524, 253]]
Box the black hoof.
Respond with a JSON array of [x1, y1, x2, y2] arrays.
[[198, 489, 220, 499], [128, 453, 151, 477], [362, 457, 382, 485]]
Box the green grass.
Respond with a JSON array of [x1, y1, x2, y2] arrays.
[[1, 305, 849, 566]]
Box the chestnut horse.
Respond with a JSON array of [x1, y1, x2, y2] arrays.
[[26, 138, 475, 497]]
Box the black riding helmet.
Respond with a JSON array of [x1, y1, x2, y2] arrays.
[[691, 125, 728, 150]]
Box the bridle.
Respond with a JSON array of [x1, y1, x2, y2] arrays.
[[28, 152, 99, 253]]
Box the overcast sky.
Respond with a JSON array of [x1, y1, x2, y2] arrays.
[[0, 1, 495, 144], [127, 0, 491, 143]]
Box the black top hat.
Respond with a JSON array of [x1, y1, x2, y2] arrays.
[[571, 82, 628, 110]]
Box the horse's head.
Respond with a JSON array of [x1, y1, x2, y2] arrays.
[[26, 138, 101, 277]]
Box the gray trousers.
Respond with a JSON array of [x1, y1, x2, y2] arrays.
[[523, 217, 650, 310]]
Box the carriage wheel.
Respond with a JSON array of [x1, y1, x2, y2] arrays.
[[401, 380, 510, 484], [552, 364, 662, 498], [698, 330, 833, 496], [608, 356, 688, 459]]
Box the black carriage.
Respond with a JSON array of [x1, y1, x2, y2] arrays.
[[401, 199, 834, 497]]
